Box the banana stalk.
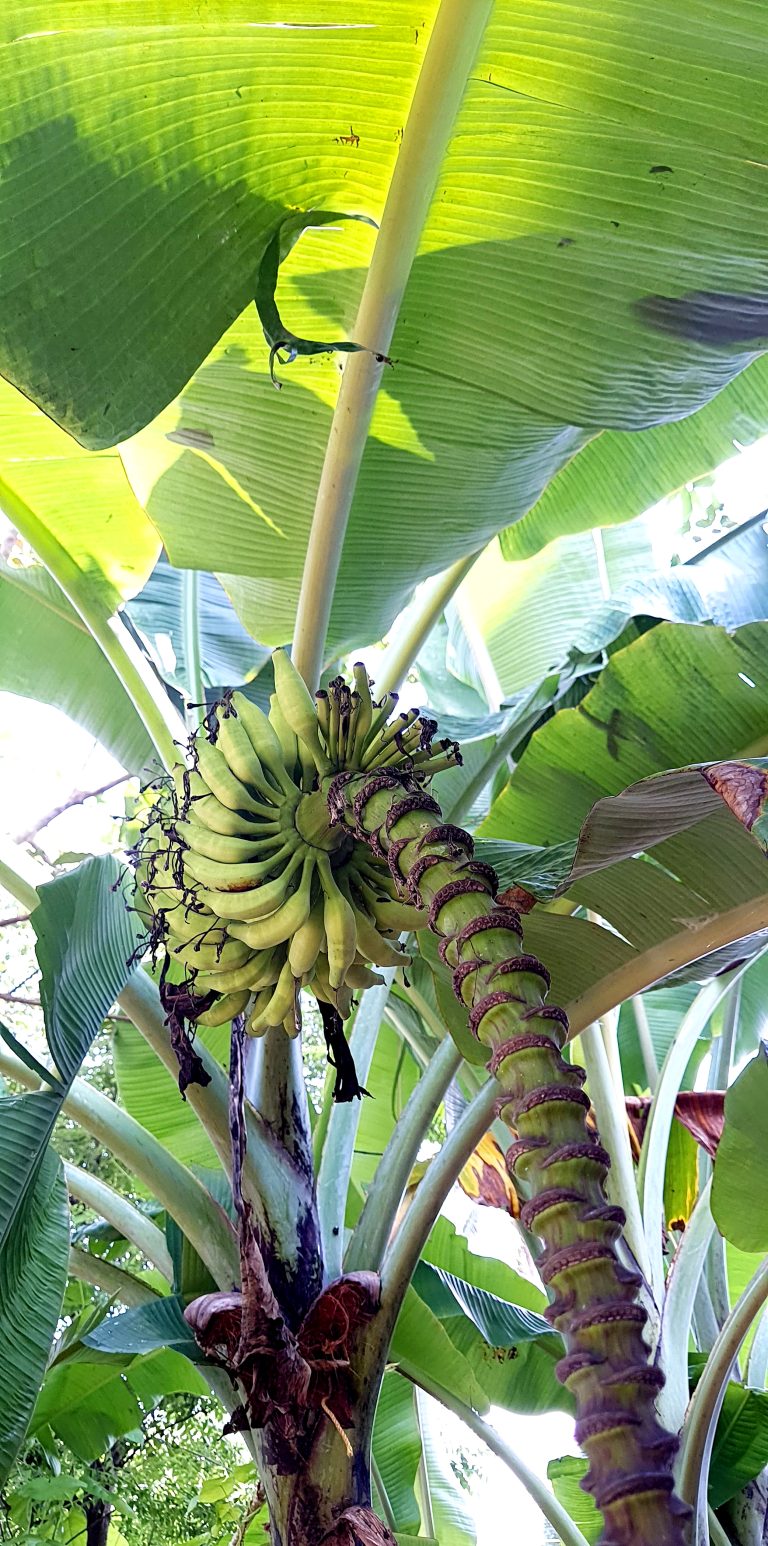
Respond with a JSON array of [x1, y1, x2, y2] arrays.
[[326, 768, 689, 1546]]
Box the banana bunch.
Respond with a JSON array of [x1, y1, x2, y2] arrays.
[[133, 651, 460, 1042]]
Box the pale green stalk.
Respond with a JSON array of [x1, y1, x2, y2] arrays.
[[658, 1179, 716, 1433], [370, 1456, 398, 1535], [68, 1245, 159, 1307], [402, 1366, 590, 1546], [0, 1043, 238, 1288], [291, 0, 495, 689], [374, 554, 479, 698], [382, 1078, 496, 1309], [63, 1161, 174, 1281], [631, 995, 659, 1091], [638, 973, 739, 1311], [182, 568, 205, 727], [679, 1254, 768, 1540], [0, 472, 184, 769], [316, 976, 393, 1278], [345, 1031, 461, 1273], [580, 1018, 653, 1294]]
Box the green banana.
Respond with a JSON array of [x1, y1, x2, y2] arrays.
[[194, 948, 283, 995], [213, 711, 282, 804], [288, 897, 325, 978], [174, 820, 283, 864], [195, 989, 251, 1026], [195, 845, 306, 922], [194, 738, 276, 819], [357, 879, 424, 933], [229, 853, 316, 949], [351, 663, 373, 759], [350, 899, 411, 969], [174, 767, 263, 837], [181, 835, 300, 894], [318, 856, 357, 990], [233, 692, 297, 796], [269, 693, 299, 773], [272, 649, 331, 773], [247, 986, 274, 1038], [248, 957, 296, 1036], [345, 963, 384, 990]]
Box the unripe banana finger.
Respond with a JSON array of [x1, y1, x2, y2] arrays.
[[353, 905, 411, 969], [345, 963, 385, 990], [174, 820, 284, 864], [182, 835, 300, 894], [214, 712, 283, 805], [194, 738, 276, 819], [162, 902, 224, 947], [174, 769, 263, 837], [248, 957, 296, 1036], [194, 948, 282, 995], [318, 855, 357, 990], [282, 1011, 300, 1041], [195, 845, 305, 922], [269, 693, 299, 774], [195, 989, 251, 1026], [229, 854, 315, 949], [271, 649, 331, 774], [233, 692, 297, 797], [288, 897, 325, 978], [247, 987, 274, 1038]]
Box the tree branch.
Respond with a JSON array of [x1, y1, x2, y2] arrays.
[[15, 777, 129, 846]]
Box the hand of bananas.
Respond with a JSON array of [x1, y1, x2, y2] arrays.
[[132, 651, 461, 1043]]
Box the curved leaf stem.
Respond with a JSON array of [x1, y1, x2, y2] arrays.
[[0, 472, 184, 770], [657, 1179, 716, 1435], [63, 1161, 174, 1281], [580, 1017, 653, 1294], [637, 975, 738, 1312], [400, 1365, 590, 1546], [345, 1031, 461, 1274], [381, 1078, 496, 1308], [445, 674, 560, 827], [374, 554, 479, 698], [316, 976, 393, 1279], [0, 1043, 239, 1289], [678, 1254, 768, 1536], [370, 1455, 398, 1535], [68, 1245, 159, 1307], [0, 847, 41, 913], [631, 995, 659, 1092], [291, 0, 494, 689]]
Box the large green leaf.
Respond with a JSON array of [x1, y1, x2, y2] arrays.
[[391, 1286, 489, 1417], [482, 622, 768, 847], [0, 1148, 69, 1485], [0, 560, 153, 770], [83, 1295, 204, 1363], [712, 1048, 768, 1252], [708, 1382, 768, 1508], [0, 857, 144, 1478], [0, 379, 159, 610], [113, 1019, 226, 1172], [126, 558, 270, 696], [35, 857, 143, 1084], [5, 6, 768, 645], [501, 355, 768, 562], [28, 1348, 208, 1462], [372, 1372, 422, 1537], [417, 1389, 476, 1546], [547, 1456, 603, 1546]]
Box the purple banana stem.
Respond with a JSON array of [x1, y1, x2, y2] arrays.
[[328, 770, 689, 1546]]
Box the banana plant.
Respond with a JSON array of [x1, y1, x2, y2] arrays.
[[3, 4, 768, 1545]]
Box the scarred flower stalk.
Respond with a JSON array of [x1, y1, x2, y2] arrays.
[[327, 769, 690, 1546]]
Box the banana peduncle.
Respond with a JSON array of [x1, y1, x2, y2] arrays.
[[326, 769, 689, 1546]]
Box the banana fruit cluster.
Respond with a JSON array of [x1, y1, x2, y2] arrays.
[[133, 651, 461, 1041]]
